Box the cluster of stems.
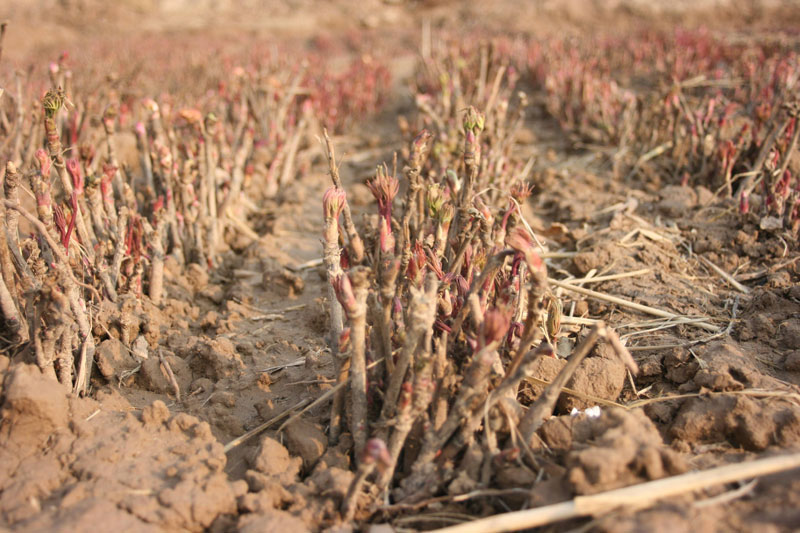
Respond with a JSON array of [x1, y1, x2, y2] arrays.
[[524, 29, 800, 233], [0, 49, 390, 393], [322, 47, 638, 520], [417, 31, 800, 237]]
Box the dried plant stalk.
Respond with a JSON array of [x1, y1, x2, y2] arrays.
[[323, 187, 346, 444], [323, 129, 365, 262], [427, 452, 800, 533], [348, 267, 370, 461], [380, 275, 439, 422], [0, 268, 23, 341], [144, 219, 165, 306]]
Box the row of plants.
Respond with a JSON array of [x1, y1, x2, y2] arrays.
[[0, 40, 390, 391], [407, 29, 800, 235], [525, 29, 800, 233]]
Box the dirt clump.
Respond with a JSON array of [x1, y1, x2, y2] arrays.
[[737, 288, 800, 349], [591, 503, 715, 533], [139, 351, 192, 394], [190, 337, 245, 381], [572, 243, 616, 275], [307, 465, 354, 506], [670, 394, 800, 451], [94, 337, 142, 382], [262, 267, 306, 299], [237, 509, 311, 533], [559, 343, 627, 411], [0, 389, 243, 531], [284, 419, 329, 471], [566, 408, 687, 495], [0, 364, 70, 444], [524, 355, 566, 399], [663, 348, 700, 386], [657, 185, 697, 217], [252, 436, 302, 482], [784, 351, 800, 372]]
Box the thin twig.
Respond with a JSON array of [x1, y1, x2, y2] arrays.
[[626, 388, 800, 409], [694, 479, 758, 509], [159, 349, 181, 401], [381, 488, 530, 513], [224, 397, 311, 453], [698, 256, 750, 294], [560, 269, 651, 286], [275, 357, 385, 436], [550, 279, 719, 333], [260, 358, 306, 373]]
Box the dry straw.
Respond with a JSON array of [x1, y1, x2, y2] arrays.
[[428, 452, 800, 533]]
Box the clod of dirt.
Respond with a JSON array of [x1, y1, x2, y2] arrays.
[[237, 473, 297, 515], [738, 290, 800, 347], [591, 503, 716, 533], [638, 352, 665, 378], [243, 469, 296, 508], [494, 462, 539, 491], [316, 446, 351, 471], [663, 348, 699, 385], [200, 284, 226, 304], [185, 263, 210, 290], [566, 408, 687, 495], [572, 299, 590, 317], [191, 337, 245, 380], [94, 337, 141, 381], [670, 395, 800, 451], [200, 310, 220, 329], [14, 498, 158, 533], [535, 415, 578, 452], [139, 352, 192, 394], [142, 399, 171, 428], [691, 342, 776, 392], [695, 185, 714, 205], [525, 356, 566, 399], [238, 490, 274, 514], [237, 509, 311, 533], [644, 397, 683, 426], [558, 343, 626, 411], [1, 392, 240, 531], [252, 436, 302, 483], [166, 331, 199, 357], [0, 364, 69, 444], [784, 351, 800, 372], [657, 185, 697, 217], [211, 390, 236, 407], [572, 246, 613, 275], [262, 268, 305, 298], [307, 466, 354, 505], [779, 319, 800, 348], [528, 475, 572, 509], [283, 419, 328, 470]]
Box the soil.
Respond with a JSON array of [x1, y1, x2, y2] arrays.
[[2, 1, 800, 532]]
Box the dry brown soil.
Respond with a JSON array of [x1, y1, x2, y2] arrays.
[[1, 1, 800, 532]]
